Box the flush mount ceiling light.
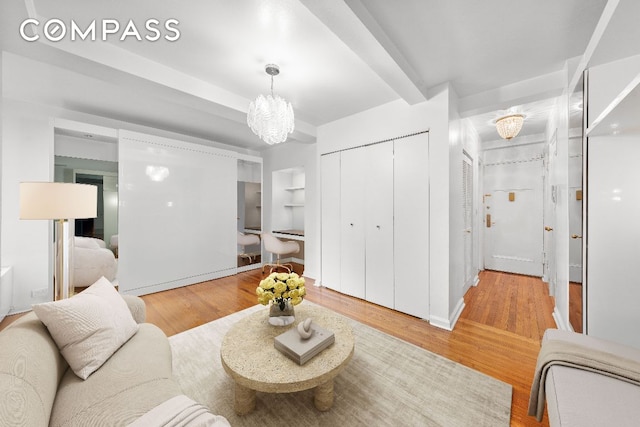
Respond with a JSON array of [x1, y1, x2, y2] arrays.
[[247, 64, 295, 145], [495, 114, 524, 140]]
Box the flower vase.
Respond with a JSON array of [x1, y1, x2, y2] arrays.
[[268, 299, 295, 326]]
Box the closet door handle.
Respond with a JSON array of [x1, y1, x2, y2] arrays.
[[376, 225, 381, 229], [350, 223, 354, 227]]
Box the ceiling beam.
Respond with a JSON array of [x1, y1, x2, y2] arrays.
[[458, 70, 566, 118], [300, 0, 426, 105]]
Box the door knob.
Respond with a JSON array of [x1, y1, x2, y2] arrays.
[[545, 226, 553, 231], [376, 225, 381, 229], [571, 234, 582, 239]]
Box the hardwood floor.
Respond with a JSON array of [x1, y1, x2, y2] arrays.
[[140, 267, 554, 426], [0, 267, 554, 426], [569, 282, 583, 333]]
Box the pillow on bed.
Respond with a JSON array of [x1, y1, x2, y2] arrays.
[[32, 277, 138, 379]]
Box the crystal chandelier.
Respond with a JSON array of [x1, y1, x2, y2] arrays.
[[247, 64, 295, 145], [495, 114, 524, 140]]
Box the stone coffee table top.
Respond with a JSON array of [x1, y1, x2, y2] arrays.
[[220, 303, 355, 413]]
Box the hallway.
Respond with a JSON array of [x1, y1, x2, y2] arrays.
[[463, 270, 556, 341]]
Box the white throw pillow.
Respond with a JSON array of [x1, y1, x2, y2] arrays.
[[32, 276, 139, 379]]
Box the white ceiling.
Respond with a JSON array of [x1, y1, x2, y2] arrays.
[[0, 0, 619, 150]]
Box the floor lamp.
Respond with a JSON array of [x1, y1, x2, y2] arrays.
[[20, 182, 98, 301]]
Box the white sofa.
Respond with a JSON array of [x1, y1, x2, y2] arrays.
[[74, 236, 117, 288], [0, 283, 229, 426], [530, 329, 640, 426]]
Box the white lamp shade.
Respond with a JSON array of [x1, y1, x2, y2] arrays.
[[20, 182, 98, 220]]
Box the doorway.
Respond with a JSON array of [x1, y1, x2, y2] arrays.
[[483, 148, 544, 277]]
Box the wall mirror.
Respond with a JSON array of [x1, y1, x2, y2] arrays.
[[237, 159, 262, 271], [568, 73, 585, 333], [54, 125, 119, 291]]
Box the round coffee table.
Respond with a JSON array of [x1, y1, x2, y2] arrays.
[[220, 303, 354, 415]]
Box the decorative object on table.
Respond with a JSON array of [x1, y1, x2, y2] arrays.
[[256, 271, 306, 326], [297, 318, 313, 339], [274, 321, 335, 365], [247, 63, 295, 145], [19, 182, 98, 300]]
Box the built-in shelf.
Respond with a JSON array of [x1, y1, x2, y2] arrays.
[[285, 186, 305, 191], [284, 203, 304, 207], [586, 72, 640, 137]]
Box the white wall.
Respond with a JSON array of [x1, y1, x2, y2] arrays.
[[261, 142, 318, 279], [1, 99, 55, 311], [588, 54, 640, 125], [316, 90, 454, 328], [55, 134, 118, 163]]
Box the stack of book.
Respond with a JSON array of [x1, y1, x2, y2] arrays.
[[274, 323, 335, 365]]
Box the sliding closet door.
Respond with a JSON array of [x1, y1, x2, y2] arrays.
[[118, 130, 236, 296], [588, 136, 640, 349], [321, 152, 341, 291], [365, 142, 394, 308], [394, 133, 430, 319], [340, 148, 366, 299]]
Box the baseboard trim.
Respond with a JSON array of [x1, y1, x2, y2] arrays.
[[237, 263, 261, 273], [122, 267, 236, 296], [430, 298, 466, 331], [552, 307, 570, 331], [450, 298, 465, 329]]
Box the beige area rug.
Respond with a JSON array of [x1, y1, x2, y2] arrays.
[[169, 304, 512, 426]]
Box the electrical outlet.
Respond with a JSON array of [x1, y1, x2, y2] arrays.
[[31, 288, 49, 298]]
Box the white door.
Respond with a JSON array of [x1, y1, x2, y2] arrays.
[[394, 133, 430, 319], [484, 160, 544, 277], [340, 148, 366, 299], [321, 153, 341, 291], [365, 142, 394, 308], [462, 153, 475, 289]]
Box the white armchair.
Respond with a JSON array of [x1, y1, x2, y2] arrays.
[[238, 231, 260, 263], [74, 237, 117, 288]]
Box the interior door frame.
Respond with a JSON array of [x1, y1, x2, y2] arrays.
[[462, 150, 475, 290], [544, 130, 558, 295]]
